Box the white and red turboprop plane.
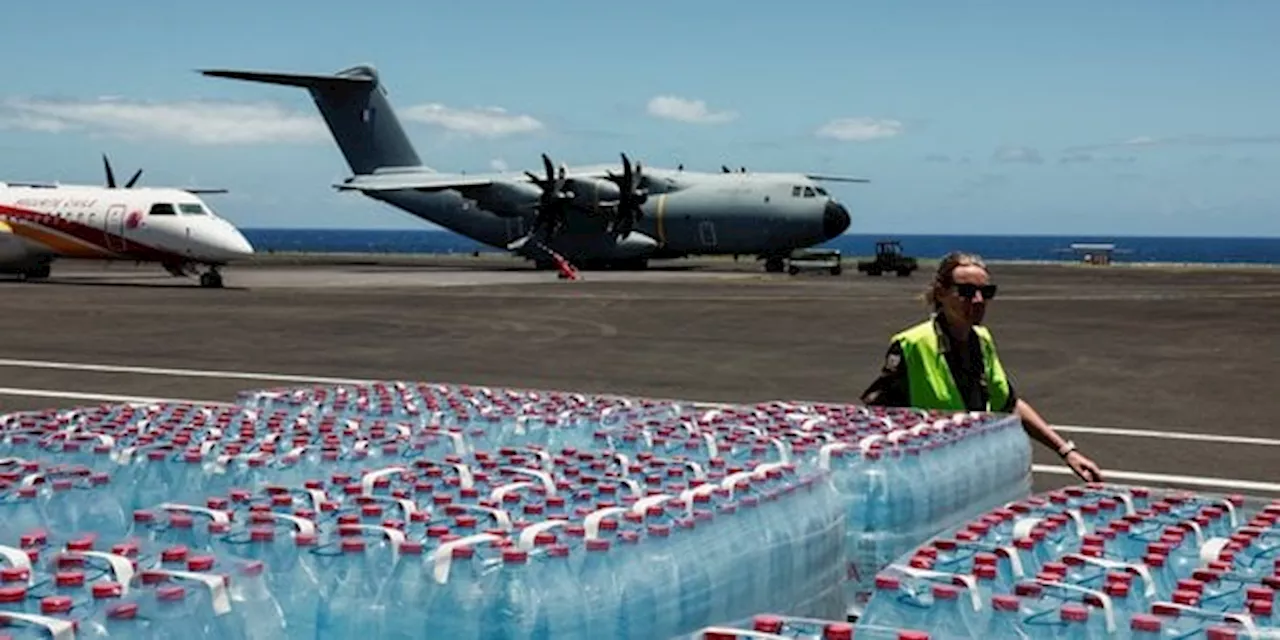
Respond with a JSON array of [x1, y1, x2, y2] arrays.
[[0, 156, 254, 288]]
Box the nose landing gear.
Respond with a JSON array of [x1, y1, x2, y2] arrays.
[[198, 267, 224, 289]]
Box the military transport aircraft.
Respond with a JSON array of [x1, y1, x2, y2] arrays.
[[0, 156, 255, 287], [201, 64, 865, 271]]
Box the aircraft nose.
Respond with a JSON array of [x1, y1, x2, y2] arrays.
[[823, 200, 851, 239], [218, 227, 255, 259]]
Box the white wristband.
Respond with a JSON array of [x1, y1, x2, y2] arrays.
[[1057, 440, 1077, 458]]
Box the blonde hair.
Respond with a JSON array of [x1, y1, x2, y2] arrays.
[[924, 251, 988, 310]]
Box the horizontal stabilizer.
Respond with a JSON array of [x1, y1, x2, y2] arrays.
[[1, 181, 59, 189], [334, 173, 496, 193], [184, 188, 229, 195], [805, 173, 871, 183], [198, 67, 375, 88]]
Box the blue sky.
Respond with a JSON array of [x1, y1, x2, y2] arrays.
[[2, 1, 1278, 236]]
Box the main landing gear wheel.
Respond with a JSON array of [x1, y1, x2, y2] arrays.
[[764, 257, 785, 273], [198, 269, 223, 288], [21, 265, 51, 281]]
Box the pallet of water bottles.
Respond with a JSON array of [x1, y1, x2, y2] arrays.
[[856, 483, 1280, 638], [0, 379, 1037, 638]]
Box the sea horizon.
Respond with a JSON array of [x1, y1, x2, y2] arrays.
[[237, 228, 1280, 265]]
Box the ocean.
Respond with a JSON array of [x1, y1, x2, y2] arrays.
[[240, 229, 1280, 265]]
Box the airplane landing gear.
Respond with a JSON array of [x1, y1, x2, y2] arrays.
[[764, 256, 785, 273], [198, 267, 223, 288]]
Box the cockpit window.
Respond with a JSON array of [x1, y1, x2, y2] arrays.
[[179, 203, 207, 215], [149, 203, 176, 216], [792, 186, 802, 197], [803, 186, 816, 198], [815, 187, 828, 196]]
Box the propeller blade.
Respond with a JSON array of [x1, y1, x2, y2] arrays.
[[125, 169, 142, 188], [103, 154, 116, 188]]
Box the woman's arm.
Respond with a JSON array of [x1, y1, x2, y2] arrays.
[[1014, 398, 1104, 482]]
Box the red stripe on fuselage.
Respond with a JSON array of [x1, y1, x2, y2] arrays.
[[0, 203, 189, 264]]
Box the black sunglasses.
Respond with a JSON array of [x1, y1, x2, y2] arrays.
[[953, 283, 998, 300]]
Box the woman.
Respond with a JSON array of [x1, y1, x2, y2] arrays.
[[860, 251, 1104, 482]]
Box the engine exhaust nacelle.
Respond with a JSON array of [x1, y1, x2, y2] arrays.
[[566, 178, 622, 208]]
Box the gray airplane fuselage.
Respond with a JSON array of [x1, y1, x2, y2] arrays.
[[366, 169, 849, 262]]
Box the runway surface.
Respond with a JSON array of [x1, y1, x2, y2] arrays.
[[2, 256, 1279, 497]]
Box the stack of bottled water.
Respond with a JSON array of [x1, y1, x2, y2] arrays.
[[0, 379, 1039, 637], [233, 381, 1035, 611], [857, 483, 1280, 638]]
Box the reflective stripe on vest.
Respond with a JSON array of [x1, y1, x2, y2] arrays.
[[891, 317, 1012, 412]]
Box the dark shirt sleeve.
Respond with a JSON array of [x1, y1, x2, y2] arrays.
[[860, 341, 910, 407], [1001, 378, 1019, 412]]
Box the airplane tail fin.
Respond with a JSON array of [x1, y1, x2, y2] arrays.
[[200, 65, 423, 175]]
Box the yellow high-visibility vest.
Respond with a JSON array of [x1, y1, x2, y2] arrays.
[[891, 317, 1012, 412]]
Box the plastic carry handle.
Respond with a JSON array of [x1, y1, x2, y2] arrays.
[[0, 611, 75, 640], [1036, 579, 1116, 634], [449, 463, 476, 490], [490, 481, 535, 503], [430, 533, 502, 584], [78, 551, 136, 595], [500, 467, 556, 495], [1199, 537, 1230, 566], [266, 512, 318, 538], [799, 416, 828, 431], [303, 488, 328, 512], [818, 442, 853, 471], [450, 504, 513, 531], [630, 494, 675, 516], [617, 478, 643, 497], [0, 545, 33, 579], [890, 564, 984, 614], [685, 460, 707, 481], [338, 524, 406, 556], [579, 506, 627, 540], [770, 438, 792, 464], [702, 433, 719, 459], [1065, 552, 1156, 599], [692, 627, 789, 639], [518, 447, 554, 472], [1013, 516, 1043, 540], [156, 503, 232, 525], [360, 466, 408, 496], [518, 520, 570, 550], [679, 484, 719, 514], [149, 568, 232, 615]]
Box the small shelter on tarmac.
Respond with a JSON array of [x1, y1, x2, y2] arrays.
[[1068, 242, 1117, 265]]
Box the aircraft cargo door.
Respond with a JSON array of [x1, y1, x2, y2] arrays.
[[104, 204, 127, 252]]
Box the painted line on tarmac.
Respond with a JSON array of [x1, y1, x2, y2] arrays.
[[1052, 424, 1280, 447], [0, 387, 230, 406], [0, 358, 368, 385], [1, 357, 1277, 447], [1033, 464, 1280, 494]]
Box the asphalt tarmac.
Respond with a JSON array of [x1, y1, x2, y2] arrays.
[[2, 255, 1279, 497]]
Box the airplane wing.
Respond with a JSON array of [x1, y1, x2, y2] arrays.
[[805, 174, 871, 183]]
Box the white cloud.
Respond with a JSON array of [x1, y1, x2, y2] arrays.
[[646, 96, 737, 124], [400, 104, 543, 138], [992, 145, 1044, 164], [489, 158, 509, 172], [0, 95, 546, 144], [0, 97, 327, 145], [815, 117, 904, 141]]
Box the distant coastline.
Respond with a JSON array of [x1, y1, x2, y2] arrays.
[[239, 228, 1280, 267]]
